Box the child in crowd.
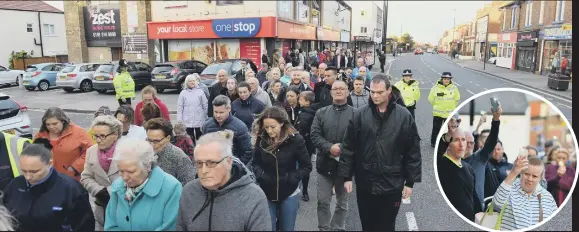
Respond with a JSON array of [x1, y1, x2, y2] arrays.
[[173, 121, 194, 160], [296, 91, 317, 201]]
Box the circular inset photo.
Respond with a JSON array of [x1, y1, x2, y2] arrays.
[[433, 88, 576, 231]]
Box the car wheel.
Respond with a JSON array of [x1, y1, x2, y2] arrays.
[[96, 89, 107, 94], [63, 88, 74, 93], [15, 75, 20, 86], [38, 80, 49, 91], [157, 88, 165, 93], [25, 87, 35, 91], [80, 80, 93, 92]]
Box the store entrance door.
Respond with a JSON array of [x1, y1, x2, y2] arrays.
[[516, 47, 536, 72]]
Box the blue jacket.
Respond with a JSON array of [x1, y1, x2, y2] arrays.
[[351, 66, 372, 81], [105, 166, 182, 231], [202, 115, 253, 164], [231, 96, 266, 130], [3, 167, 95, 232]]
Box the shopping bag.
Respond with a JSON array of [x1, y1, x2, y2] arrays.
[[475, 199, 508, 230]]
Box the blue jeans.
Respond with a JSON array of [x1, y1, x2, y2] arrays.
[[267, 194, 299, 231]]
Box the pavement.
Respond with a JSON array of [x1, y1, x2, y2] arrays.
[[3, 51, 572, 231]]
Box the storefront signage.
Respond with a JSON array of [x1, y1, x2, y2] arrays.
[[277, 20, 316, 40], [83, 4, 121, 47], [239, 39, 261, 69], [147, 17, 276, 39], [340, 31, 350, 43], [317, 27, 340, 41], [122, 33, 148, 54], [212, 18, 261, 38], [541, 24, 572, 40], [517, 31, 538, 42]]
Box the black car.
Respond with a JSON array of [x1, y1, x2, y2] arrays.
[[199, 58, 258, 86], [92, 61, 153, 94], [151, 60, 207, 93]]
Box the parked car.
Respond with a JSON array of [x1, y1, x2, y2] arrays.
[[0, 66, 24, 86], [0, 94, 32, 138], [56, 63, 101, 93], [199, 58, 258, 86], [151, 60, 207, 93], [414, 48, 424, 55], [22, 63, 66, 91], [92, 61, 152, 94]]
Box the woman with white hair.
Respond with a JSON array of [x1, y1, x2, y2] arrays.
[[104, 138, 182, 231], [81, 115, 124, 230], [178, 74, 208, 143]]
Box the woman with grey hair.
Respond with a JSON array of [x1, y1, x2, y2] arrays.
[[178, 74, 208, 143], [34, 107, 93, 181], [80, 115, 124, 230], [104, 138, 182, 231], [0, 204, 15, 231]]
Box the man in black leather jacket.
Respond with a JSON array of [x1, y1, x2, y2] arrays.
[[337, 74, 421, 231]]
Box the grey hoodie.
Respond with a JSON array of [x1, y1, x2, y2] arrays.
[[253, 86, 272, 107], [350, 89, 370, 109], [176, 159, 271, 231]]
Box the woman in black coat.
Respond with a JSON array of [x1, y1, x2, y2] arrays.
[[251, 106, 312, 231]]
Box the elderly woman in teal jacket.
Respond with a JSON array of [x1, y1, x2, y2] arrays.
[[104, 138, 182, 231]]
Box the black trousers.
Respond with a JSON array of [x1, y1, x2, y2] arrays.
[[380, 62, 385, 73], [431, 116, 446, 146], [118, 98, 131, 106], [186, 127, 203, 145], [357, 190, 402, 231]]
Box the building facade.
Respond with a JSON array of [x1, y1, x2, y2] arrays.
[[0, 1, 67, 67], [351, 1, 383, 66]]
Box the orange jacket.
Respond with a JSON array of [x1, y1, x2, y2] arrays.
[[34, 123, 93, 181]]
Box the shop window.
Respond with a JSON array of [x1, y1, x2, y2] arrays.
[[507, 47, 513, 58], [559, 40, 572, 61], [277, 1, 294, 20], [360, 27, 367, 33], [555, 0, 565, 22]]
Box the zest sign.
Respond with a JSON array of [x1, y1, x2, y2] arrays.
[[147, 17, 276, 39]]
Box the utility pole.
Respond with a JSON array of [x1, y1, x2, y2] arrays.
[[483, 14, 489, 70], [383, 0, 388, 52]]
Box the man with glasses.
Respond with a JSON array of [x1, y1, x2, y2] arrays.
[[177, 131, 271, 231], [144, 118, 196, 186], [114, 105, 146, 140]]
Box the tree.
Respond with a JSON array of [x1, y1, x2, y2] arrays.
[[400, 33, 415, 49]]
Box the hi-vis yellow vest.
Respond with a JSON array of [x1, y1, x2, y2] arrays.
[[3, 133, 32, 177], [113, 71, 136, 100], [428, 81, 460, 118]]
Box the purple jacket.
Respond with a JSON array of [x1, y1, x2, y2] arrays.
[[177, 87, 208, 128], [545, 164, 575, 206]]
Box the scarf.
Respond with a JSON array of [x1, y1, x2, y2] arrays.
[[125, 178, 149, 203], [98, 141, 117, 173]]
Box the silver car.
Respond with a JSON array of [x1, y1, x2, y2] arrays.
[[56, 63, 100, 92], [0, 94, 32, 138]]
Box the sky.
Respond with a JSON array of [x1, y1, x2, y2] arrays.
[[44, 0, 491, 45]]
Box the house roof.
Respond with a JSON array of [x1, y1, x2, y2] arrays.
[[499, 0, 520, 9], [458, 91, 529, 116], [0, 1, 63, 13]]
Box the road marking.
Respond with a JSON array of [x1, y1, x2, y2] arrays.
[[475, 83, 480, 86], [467, 89, 475, 95], [454, 82, 461, 87], [406, 212, 419, 231], [556, 103, 572, 109]]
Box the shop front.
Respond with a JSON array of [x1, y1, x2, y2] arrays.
[[83, 4, 122, 61], [147, 17, 276, 69], [515, 30, 539, 73], [276, 20, 317, 59], [317, 27, 340, 53], [539, 24, 572, 75], [353, 36, 375, 66], [496, 32, 517, 69], [339, 31, 351, 50]]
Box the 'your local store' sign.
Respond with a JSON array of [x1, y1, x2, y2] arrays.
[[147, 18, 261, 39]]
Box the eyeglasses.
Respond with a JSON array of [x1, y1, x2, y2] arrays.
[[146, 135, 168, 144], [194, 157, 228, 169], [467, 142, 476, 145], [331, 88, 347, 91], [92, 131, 116, 141]]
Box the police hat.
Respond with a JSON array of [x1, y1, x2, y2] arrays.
[[441, 72, 453, 78], [119, 58, 129, 67], [402, 69, 413, 76]]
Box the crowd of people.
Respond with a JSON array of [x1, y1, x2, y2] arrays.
[[436, 106, 576, 230]]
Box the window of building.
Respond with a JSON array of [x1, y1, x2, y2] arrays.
[[216, 0, 243, 6], [26, 23, 33, 32], [312, 0, 321, 26], [296, 0, 309, 24], [361, 27, 367, 33], [511, 7, 517, 29], [502, 10, 506, 31], [43, 24, 55, 36], [539, 1, 545, 24], [555, 0, 565, 22], [525, 1, 533, 27], [277, 1, 294, 20]]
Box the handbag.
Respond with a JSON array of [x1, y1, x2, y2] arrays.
[[475, 197, 508, 230]]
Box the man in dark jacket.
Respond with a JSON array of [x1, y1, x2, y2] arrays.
[[377, 49, 386, 73], [314, 67, 353, 108], [3, 144, 95, 231], [208, 69, 229, 117], [235, 60, 251, 84], [338, 74, 421, 231], [257, 63, 269, 85], [311, 80, 354, 231], [231, 82, 266, 130], [202, 95, 253, 164], [295, 91, 317, 202], [333, 51, 346, 69]]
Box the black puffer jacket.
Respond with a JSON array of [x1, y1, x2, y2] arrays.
[[338, 87, 422, 195], [295, 106, 317, 155], [251, 133, 312, 201], [311, 103, 355, 177]]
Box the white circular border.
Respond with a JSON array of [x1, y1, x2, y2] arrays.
[[432, 87, 578, 232]]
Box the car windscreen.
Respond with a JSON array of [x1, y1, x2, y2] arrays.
[[152, 65, 175, 74], [61, 66, 76, 73], [0, 98, 18, 111], [95, 64, 114, 73], [25, 66, 38, 72], [201, 62, 233, 75]]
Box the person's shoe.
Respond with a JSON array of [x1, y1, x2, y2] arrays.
[[302, 193, 309, 202]]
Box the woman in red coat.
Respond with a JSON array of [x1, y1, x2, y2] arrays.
[[134, 86, 171, 126]]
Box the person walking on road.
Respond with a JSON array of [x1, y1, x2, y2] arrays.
[[428, 71, 460, 147], [311, 80, 354, 231], [231, 82, 266, 130], [377, 49, 386, 73], [177, 74, 208, 144], [208, 69, 229, 117], [338, 74, 421, 231], [133, 86, 171, 126], [394, 69, 420, 118], [113, 59, 135, 106]]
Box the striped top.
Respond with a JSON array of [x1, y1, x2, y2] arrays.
[[492, 180, 558, 230]]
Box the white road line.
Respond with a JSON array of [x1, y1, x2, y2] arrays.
[[467, 89, 475, 95], [475, 83, 480, 86], [469, 81, 473, 83], [454, 82, 461, 87], [556, 103, 572, 109], [484, 88, 489, 90], [406, 212, 419, 231]]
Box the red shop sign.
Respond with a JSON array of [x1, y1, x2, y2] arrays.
[[240, 39, 262, 70]]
